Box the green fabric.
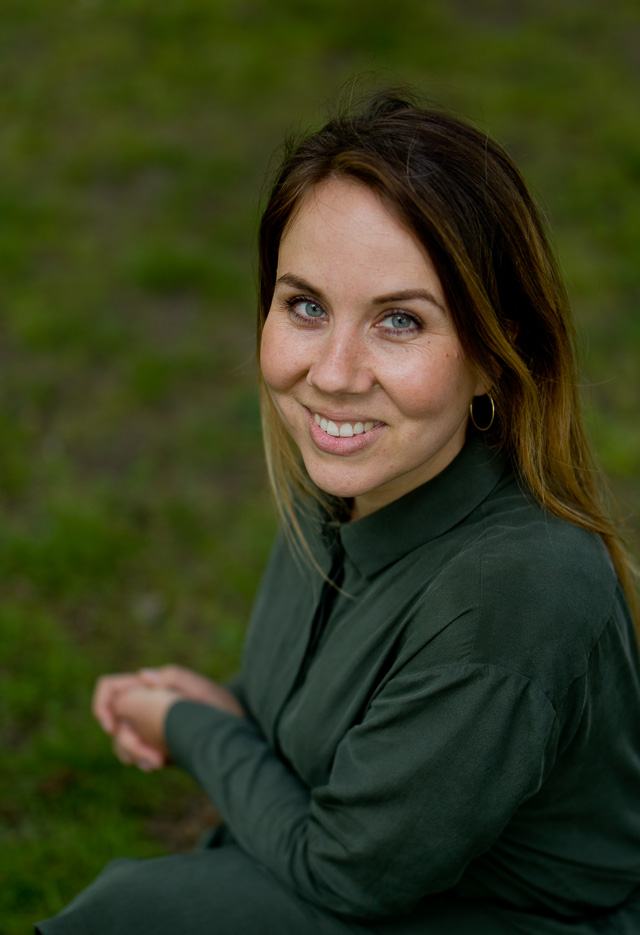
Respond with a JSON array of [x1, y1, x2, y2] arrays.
[[35, 847, 376, 935], [37, 438, 640, 934], [163, 438, 640, 930]]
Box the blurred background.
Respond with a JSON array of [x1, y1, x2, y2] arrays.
[[1, 0, 638, 929]]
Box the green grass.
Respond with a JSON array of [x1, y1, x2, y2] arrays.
[[1, 0, 639, 930]]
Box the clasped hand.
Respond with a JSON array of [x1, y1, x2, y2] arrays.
[[92, 665, 245, 772]]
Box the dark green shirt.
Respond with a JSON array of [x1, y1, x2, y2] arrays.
[[166, 438, 640, 928]]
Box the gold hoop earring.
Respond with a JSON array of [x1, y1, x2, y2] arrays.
[[469, 394, 495, 431]]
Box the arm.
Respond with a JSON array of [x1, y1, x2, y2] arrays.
[[165, 658, 559, 921]]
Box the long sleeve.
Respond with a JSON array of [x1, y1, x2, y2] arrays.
[[165, 658, 558, 921], [37, 438, 640, 935], [224, 673, 247, 709], [165, 441, 640, 923]]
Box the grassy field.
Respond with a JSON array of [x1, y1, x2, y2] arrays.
[[1, 1, 639, 930]]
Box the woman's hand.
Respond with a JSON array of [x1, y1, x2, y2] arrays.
[[111, 686, 182, 766], [93, 671, 150, 735], [92, 666, 245, 771], [137, 665, 245, 717]]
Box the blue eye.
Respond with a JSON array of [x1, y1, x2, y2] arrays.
[[382, 313, 417, 330], [299, 301, 324, 318], [286, 297, 326, 322]]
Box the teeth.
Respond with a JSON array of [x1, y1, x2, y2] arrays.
[[313, 414, 378, 437]]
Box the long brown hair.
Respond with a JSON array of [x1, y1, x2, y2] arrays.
[[256, 90, 638, 622]]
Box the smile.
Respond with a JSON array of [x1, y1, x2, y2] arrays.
[[313, 413, 380, 437]]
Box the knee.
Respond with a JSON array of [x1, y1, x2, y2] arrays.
[[39, 857, 188, 934]]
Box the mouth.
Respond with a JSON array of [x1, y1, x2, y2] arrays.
[[303, 407, 385, 455], [312, 412, 382, 438]]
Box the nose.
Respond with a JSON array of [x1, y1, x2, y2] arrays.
[[306, 324, 374, 396]]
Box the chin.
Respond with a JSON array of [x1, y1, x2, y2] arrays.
[[305, 468, 376, 501]]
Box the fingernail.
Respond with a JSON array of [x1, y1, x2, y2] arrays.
[[140, 668, 159, 682]]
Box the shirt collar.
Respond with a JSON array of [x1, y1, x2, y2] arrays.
[[337, 438, 509, 577]]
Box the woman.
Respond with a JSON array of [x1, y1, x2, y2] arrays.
[[37, 93, 640, 934]]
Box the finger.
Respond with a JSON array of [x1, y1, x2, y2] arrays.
[[113, 737, 158, 770], [93, 676, 129, 733], [112, 721, 165, 770], [139, 665, 186, 690], [140, 666, 219, 704], [92, 673, 146, 733], [112, 734, 134, 765]]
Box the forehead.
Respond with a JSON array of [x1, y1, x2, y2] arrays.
[[277, 179, 443, 296]]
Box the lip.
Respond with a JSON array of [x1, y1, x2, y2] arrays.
[[306, 406, 381, 424], [303, 407, 385, 455]]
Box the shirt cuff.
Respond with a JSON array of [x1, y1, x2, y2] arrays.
[[165, 699, 257, 769]]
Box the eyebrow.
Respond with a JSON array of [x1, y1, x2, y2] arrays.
[[275, 273, 446, 313], [275, 274, 330, 306]]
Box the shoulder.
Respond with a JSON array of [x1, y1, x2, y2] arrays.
[[477, 477, 616, 622], [411, 473, 620, 696]]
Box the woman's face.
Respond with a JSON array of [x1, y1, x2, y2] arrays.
[[260, 179, 486, 518]]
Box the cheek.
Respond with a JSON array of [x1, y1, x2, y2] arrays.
[[387, 351, 476, 419], [260, 318, 299, 392]]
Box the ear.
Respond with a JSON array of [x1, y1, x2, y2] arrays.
[[470, 353, 501, 399], [470, 363, 492, 398]]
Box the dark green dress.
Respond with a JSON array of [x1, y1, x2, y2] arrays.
[[37, 439, 640, 933]]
